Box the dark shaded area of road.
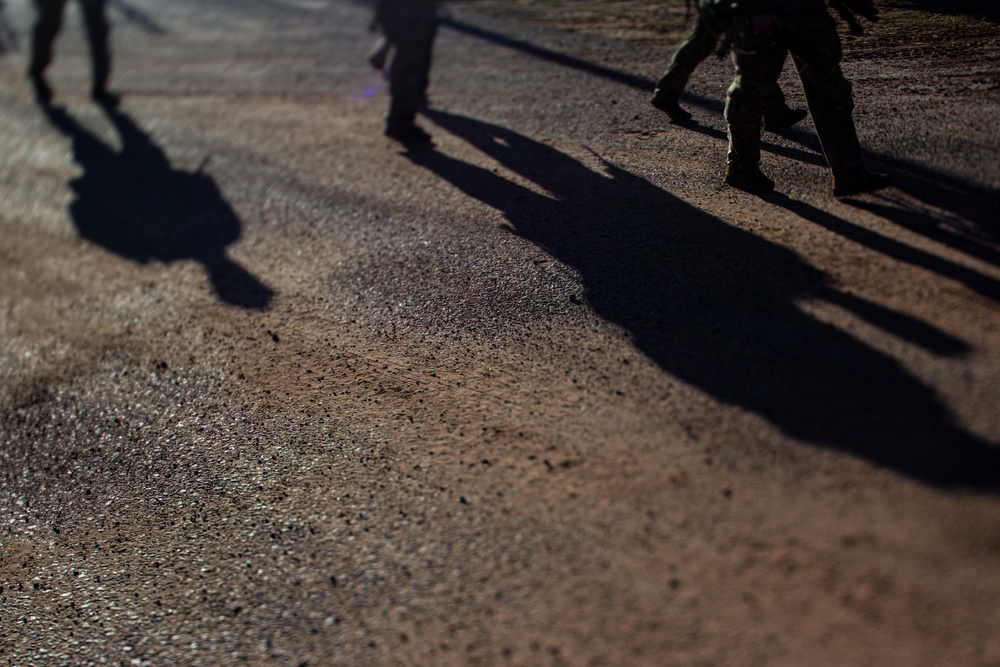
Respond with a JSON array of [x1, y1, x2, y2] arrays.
[[412, 108, 1000, 489]]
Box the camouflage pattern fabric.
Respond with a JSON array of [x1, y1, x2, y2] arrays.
[[653, 0, 729, 95], [653, 0, 789, 115], [724, 0, 864, 172]]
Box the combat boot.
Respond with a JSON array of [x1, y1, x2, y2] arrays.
[[385, 120, 433, 147], [833, 166, 892, 197], [725, 163, 775, 193], [650, 89, 692, 122], [763, 105, 808, 131]]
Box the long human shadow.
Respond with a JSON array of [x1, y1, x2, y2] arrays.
[[41, 105, 273, 309], [409, 109, 1000, 490], [440, 15, 657, 92], [440, 15, 833, 164], [767, 195, 1000, 302], [862, 154, 1000, 244], [887, 0, 1000, 22], [439, 14, 728, 130], [848, 196, 1000, 268], [109, 0, 168, 35]]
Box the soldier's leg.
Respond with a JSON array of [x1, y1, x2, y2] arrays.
[[785, 3, 890, 195], [384, 26, 436, 144], [28, 0, 68, 102], [793, 54, 860, 170], [651, 2, 727, 121], [793, 51, 890, 195], [787, 31, 863, 175], [79, 0, 114, 101], [653, 17, 721, 96], [800, 65, 866, 171], [724, 46, 785, 191]]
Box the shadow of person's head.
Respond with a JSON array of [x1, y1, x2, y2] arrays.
[[42, 105, 273, 310]]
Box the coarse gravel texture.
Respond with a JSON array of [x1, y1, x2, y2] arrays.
[[1, 0, 999, 665]]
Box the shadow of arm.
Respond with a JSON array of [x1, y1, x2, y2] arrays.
[[822, 286, 970, 356]]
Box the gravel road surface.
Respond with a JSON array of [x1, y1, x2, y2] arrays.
[[2, 0, 999, 664]]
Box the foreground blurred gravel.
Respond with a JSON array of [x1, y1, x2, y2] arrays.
[[2, 0, 999, 665]]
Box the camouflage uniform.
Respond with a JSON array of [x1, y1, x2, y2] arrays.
[[372, 0, 437, 143], [652, 0, 797, 124], [724, 0, 887, 194], [29, 0, 114, 104]]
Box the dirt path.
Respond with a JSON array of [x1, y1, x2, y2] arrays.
[[1, 0, 999, 665]]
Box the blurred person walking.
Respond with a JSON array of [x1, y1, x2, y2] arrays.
[[370, 0, 437, 146], [28, 0, 119, 106]]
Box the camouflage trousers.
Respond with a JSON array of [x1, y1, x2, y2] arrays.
[[30, 0, 111, 90], [654, 0, 789, 113], [724, 0, 864, 172], [654, 1, 725, 94], [376, 0, 437, 126]]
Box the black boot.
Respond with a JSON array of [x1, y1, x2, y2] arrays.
[[385, 120, 433, 147], [650, 89, 692, 122], [763, 105, 808, 131], [726, 163, 775, 193], [833, 167, 892, 197]]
